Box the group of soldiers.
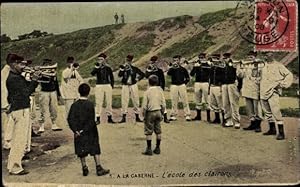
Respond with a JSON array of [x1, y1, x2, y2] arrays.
[[1, 50, 293, 175]]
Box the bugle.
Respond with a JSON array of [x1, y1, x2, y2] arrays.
[[22, 63, 57, 83]]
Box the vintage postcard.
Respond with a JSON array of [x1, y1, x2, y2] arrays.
[[1, 1, 299, 186]]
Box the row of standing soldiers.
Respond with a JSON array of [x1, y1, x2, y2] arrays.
[[91, 51, 293, 141]]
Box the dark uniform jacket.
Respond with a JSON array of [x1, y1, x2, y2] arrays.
[[91, 65, 114, 87], [145, 67, 165, 90], [223, 64, 237, 84], [118, 65, 145, 85], [167, 66, 190, 85], [6, 71, 38, 112], [209, 66, 225, 86], [68, 99, 101, 157], [40, 76, 61, 97], [190, 63, 211, 83]]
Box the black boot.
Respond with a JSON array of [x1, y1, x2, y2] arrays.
[[96, 116, 100, 125], [135, 113, 143, 122], [221, 112, 225, 127], [119, 114, 126, 123], [192, 110, 201, 121], [276, 124, 285, 140], [82, 166, 89, 176], [31, 129, 41, 137], [142, 140, 153, 155], [163, 113, 170, 123], [96, 165, 110, 176], [212, 112, 221, 124], [254, 120, 262, 132], [243, 120, 257, 130], [263, 122, 276, 135], [107, 115, 115, 124], [206, 110, 211, 122]]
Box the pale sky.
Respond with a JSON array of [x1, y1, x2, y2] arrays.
[[1, 1, 236, 39]]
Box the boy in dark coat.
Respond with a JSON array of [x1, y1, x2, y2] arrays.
[[67, 83, 110, 176]]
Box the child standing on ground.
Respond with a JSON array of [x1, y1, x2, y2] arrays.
[[142, 75, 166, 155], [67, 83, 110, 176]]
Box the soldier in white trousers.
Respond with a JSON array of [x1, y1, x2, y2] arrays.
[[38, 59, 62, 132], [190, 53, 211, 122], [260, 52, 293, 140], [2, 62, 13, 150], [6, 53, 39, 175], [118, 54, 145, 123], [167, 55, 191, 121], [221, 53, 241, 129], [238, 51, 263, 132], [91, 53, 115, 124], [61, 56, 84, 120], [208, 54, 225, 124]]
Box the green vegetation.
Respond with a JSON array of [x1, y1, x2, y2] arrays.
[[137, 15, 193, 32], [214, 44, 232, 54], [1, 24, 124, 70], [196, 8, 235, 28], [287, 57, 299, 75], [282, 83, 299, 98], [159, 31, 215, 58], [232, 40, 254, 59]]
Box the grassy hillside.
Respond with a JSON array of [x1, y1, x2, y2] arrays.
[[79, 33, 156, 78], [1, 24, 124, 69], [158, 30, 215, 59], [1, 7, 298, 81]]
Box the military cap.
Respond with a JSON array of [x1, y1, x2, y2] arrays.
[[6, 53, 24, 64], [211, 54, 221, 59], [173, 55, 182, 59], [98, 53, 107, 59], [150, 56, 158, 62], [126, 54, 134, 61], [223, 53, 232, 58], [247, 51, 257, 56], [198, 53, 206, 58], [67, 56, 75, 63]]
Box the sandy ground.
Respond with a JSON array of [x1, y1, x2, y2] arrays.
[[2, 106, 300, 186]]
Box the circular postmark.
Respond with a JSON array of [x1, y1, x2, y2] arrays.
[[234, 0, 290, 45]]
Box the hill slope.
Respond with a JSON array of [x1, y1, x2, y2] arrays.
[[1, 8, 298, 79]]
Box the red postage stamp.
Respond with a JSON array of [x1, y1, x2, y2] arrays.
[[255, 0, 297, 51]]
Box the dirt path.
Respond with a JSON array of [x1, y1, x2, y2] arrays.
[[2, 107, 299, 186]]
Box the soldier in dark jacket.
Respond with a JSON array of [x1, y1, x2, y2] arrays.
[[221, 53, 241, 129], [38, 59, 62, 133], [145, 56, 169, 123], [68, 83, 110, 176], [208, 54, 225, 124], [91, 53, 115, 124], [118, 54, 145, 123], [190, 53, 211, 122], [6, 54, 39, 175], [167, 55, 191, 121]]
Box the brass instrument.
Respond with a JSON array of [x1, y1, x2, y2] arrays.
[[146, 63, 158, 72], [22, 63, 57, 83], [72, 62, 79, 70], [234, 58, 265, 69], [209, 58, 226, 68]]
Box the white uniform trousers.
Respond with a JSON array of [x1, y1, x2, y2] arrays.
[[170, 84, 191, 117], [222, 83, 241, 124], [95, 84, 113, 117], [194, 82, 209, 110], [39, 91, 58, 125], [245, 97, 263, 121], [209, 86, 222, 113], [261, 93, 282, 123], [64, 99, 76, 120], [7, 108, 31, 174], [121, 84, 140, 114]]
